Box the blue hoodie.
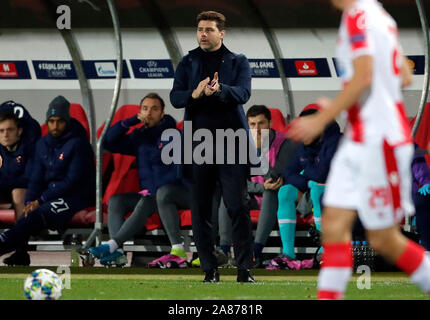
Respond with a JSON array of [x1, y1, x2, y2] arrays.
[[283, 121, 342, 192], [25, 118, 95, 204], [0, 101, 41, 190], [103, 114, 180, 195]]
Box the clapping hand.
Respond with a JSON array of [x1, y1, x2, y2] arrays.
[[192, 77, 210, 99], [204, 72, 220, 96]]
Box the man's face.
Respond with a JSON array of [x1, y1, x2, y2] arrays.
[[197, 20, 225, 52], [0, 119, 22, 148], [248, 114, 272, 144], [47, 116, 67, 138], [140, 98, 164, 128]]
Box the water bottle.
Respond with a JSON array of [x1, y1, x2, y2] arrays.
[[353, 241, 360, 270], [362, 241, 368, 268], [357, 241, 364, 268]]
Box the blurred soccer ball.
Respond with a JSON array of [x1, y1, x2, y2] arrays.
[[24, 269, 63, 300]]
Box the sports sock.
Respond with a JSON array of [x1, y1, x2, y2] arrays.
[[277, 185, 299, 260], [395, 239, 430, 293], [172, 243, 184, 250], [309, 184, 325, 232], [107, 239, 118, 254], [317, 242, 353, 300]]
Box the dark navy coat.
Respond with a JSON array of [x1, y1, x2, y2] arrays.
[[25, 119, 95, 204], [170, 45, 251, 131], [103, 114, 180, 195], [0, 101, 41, 190], [283, 121, 342, 192]]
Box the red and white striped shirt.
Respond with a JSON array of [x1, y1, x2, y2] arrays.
[[336, 0, 411, 146]]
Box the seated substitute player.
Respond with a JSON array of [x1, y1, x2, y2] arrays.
[[89, 93, 190, 267], [274, 104, 341, 269], [0, 96, 95, 266], [412, 143, 430, 251], [217, 105, 297, 267], [0, 102, 41, 223], [288, 0, 430, 299]]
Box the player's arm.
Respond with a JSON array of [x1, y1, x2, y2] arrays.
[[288, 55, 372, 144], [317, 55, 372, 124]]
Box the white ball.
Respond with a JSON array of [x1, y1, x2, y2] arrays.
[[24, 269, 63, 300]]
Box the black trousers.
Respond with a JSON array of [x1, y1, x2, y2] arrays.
[[189, 163, 252, 272]]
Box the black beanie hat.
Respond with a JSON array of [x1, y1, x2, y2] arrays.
[[46, 96, 70, 123]]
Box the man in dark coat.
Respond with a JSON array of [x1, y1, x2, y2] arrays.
[[170, 10, 254, 282], [0, 102, 41, 222]]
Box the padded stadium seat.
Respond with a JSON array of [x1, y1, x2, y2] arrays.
[[41, 103, 90, 140], [269, 108, 290, 133], [98, 104, 142, 204], [0, 209, 16, 227], [177, 120, 184, 131]]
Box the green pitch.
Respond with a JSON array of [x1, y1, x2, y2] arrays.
[[0, 267, 428, 300]]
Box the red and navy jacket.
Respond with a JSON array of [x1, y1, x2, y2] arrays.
[[25, 119, 95, 204], [103, 114, 180, 195]]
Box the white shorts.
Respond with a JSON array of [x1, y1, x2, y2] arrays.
[[323, 138, 414, 230]]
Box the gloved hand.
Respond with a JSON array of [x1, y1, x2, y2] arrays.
[[121, 115, 140, 128], [419, 184, 430, 196], [308, 180, 318, 189]]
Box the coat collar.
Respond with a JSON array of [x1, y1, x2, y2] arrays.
[[188, 43, 235, 60]]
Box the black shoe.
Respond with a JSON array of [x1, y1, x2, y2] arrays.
[[203, 269, 220, 283], [237, 269, 256, 283], [3, 251, 30, 266]]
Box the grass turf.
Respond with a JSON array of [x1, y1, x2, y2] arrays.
[[0, 267, 428, 300]]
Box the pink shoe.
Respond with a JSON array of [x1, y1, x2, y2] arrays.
[[300, 258, 314, 269], [282, 257, 301, 270], [265, 255, 301, 270], [148, 254, 187, 268]]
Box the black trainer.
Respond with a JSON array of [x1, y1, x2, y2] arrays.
[[203, 269, 220, 283], [3, 251, 30, 266], [237, 269, 256, 283]]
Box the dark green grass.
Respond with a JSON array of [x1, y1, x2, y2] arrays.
[[0, 267, 428, 300]]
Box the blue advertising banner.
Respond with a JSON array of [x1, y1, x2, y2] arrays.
[[248, 59, 279, 78], [282, 58, 331, 77], [332, 58, 343, 77], [407, 56, 424, 75], [130, 59, 174, 78], [33, 60, 77, 79], [0, 61, 31, 79], [82, 60, 130, 79], [334, 56, 425, 77]]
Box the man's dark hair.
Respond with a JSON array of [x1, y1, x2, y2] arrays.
[[246, 105, 271, 121], [196, 11, 227, 31], [0, 112, 20, 128], [140, 92, 165, 111]]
